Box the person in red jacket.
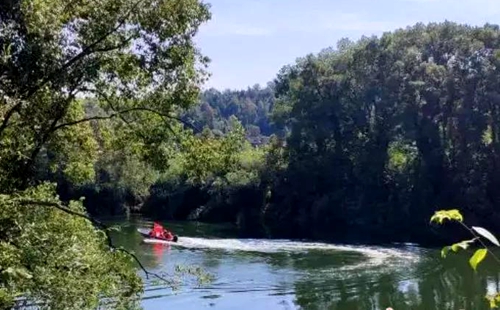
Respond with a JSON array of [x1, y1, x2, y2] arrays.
[[149, 222, 178, 242], [149, 222, 165, 239]]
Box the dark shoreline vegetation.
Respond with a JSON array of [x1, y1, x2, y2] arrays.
[[57, 22, 500, 247], [2, 0, 500, 307]]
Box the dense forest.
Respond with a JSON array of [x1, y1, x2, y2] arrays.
[[37, 22, 500, 247], [3, 0, 500, 307], [67, 22, 500, 247]]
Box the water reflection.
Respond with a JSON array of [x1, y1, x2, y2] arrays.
[[107, 217, 500, 310], [292, 252, 500, 310], [151, 243, 171, 264]]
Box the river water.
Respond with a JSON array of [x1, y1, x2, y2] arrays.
[[110, 217, 500, 310]]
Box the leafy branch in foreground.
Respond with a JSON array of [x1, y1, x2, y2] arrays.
[[0, 0, 212, 308], [0, 183, 213, 309], [15, 198, 171, 284], [431, 209, 500, 308]]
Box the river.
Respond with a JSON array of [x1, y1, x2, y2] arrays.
[[110, 217, 500, 310]]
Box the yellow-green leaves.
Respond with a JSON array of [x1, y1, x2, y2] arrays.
[[469, 249, 488, 271], [432, 211, 500, 308], [487, 293, 500, 309], [2, 267, 33, 280], [441, 238, 477, 258], [441, 246, 450, 258], [430, 209, 463, 224], [180, 118, 252, 186]]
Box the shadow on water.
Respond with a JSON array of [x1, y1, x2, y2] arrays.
[[106, 216, 500, 310], [292, 250, 500, 310]]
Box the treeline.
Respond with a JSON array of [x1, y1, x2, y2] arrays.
[[182, 85, 276, 144], [37, 22, 500, 246], [140, 21, 500, 244], [37, 88, 276, 218], [266, 22, 500, 243]]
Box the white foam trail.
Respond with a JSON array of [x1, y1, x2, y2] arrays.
[[144, 237, 420, 271]]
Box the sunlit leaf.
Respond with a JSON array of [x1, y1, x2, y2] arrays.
[[452, 239, 477, 252], [441, 246, 451, 258], [469, 248, 487, 271], [486, 292, 500, 309], [472, 226, 500, 246], [442, 239, 477, 258], [489, 297, 497, 309], [430, 209, 463, 224], [107, 225, 122, 232]]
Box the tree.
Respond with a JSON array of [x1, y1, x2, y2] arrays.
[[0, 0, 211, 308], [0, 184, 142, 310], [0, 0, 211, 189], [183, 86, 276, 139], [263, 22, 500, 243]]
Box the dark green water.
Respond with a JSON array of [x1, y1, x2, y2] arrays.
[[110, 217, 500, 310]]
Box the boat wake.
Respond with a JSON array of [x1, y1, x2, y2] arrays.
[[140, 232, 421, 271]]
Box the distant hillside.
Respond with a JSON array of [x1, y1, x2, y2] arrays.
[[182, 84, 276, 144]]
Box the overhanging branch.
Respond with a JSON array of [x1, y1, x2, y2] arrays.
[[17, 199, 171, 283], [53, 106, 200, 132], [24, 0, 146, 100], [0, 0, 146, 138]]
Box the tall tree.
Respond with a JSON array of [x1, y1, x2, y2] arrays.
[[0, 0, 211, 308], [265, 22, 500, 243]]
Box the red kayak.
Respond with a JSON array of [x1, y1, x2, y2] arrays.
[[137, 226, 179, 243]]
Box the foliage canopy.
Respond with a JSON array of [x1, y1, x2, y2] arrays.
[[0, 0, 211, 308]]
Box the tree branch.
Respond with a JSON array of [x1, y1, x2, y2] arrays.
[[0, 101, 22, 138], [92, 35, 135, 53], [17, 199, 171, 283], [0, 0, 145, 138], [53, 106, 200, 132], [94, 90, 189, 146], [23, 0, 146, 100], [53, 113, 121, 130], [17, 75, 87, 189]]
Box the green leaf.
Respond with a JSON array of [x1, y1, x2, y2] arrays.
[[472, 226, 500, 246], [469, 248, 487, 271], [2, 267, 33, 279], [430, 209, 463, 224], [441, 246, 451, 258], [452, 239, 477, 251], [489, 297, 497, 309], [486, 292, 500, 309], [441, 239, 477, 258], [107, 225, 122, 232]]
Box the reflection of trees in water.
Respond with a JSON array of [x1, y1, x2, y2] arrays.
[[292, 252, 500, 310], [224, 250, 366, 273]]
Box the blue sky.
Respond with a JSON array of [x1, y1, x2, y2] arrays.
[[195, 0, 500, 90]]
